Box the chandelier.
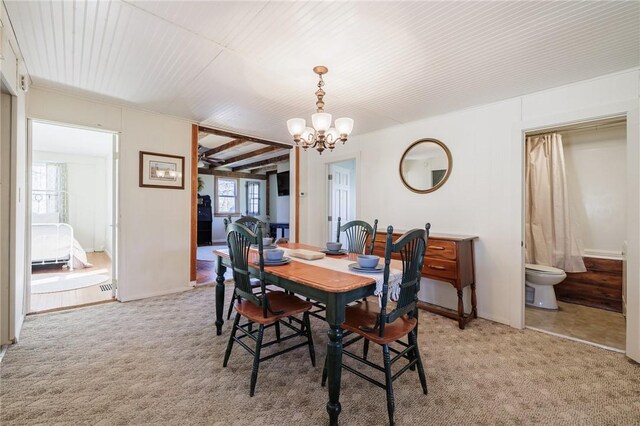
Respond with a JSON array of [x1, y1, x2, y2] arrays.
[[286, 66, 354, 154]]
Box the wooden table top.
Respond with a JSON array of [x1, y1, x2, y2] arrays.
[[214, 243, 381, 293]]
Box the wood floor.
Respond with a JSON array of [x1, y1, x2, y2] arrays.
[[526, 301, 626, 350], [30, 252, 114, 313], [196, 244, 228, 285]]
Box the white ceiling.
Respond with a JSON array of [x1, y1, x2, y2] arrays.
[[8, 1, 640, 143], [32, 121, 113, 157]]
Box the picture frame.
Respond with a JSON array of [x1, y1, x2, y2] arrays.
[[139, 151, 185, 189]]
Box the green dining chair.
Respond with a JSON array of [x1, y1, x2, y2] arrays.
[[223, 222, 316, 396], [322, 223, 430, 426], [336, 217, 378, 255]]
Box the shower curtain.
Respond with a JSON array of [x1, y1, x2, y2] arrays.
[[525, 133, 586, 273]]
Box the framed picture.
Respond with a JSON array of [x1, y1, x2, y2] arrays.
[[139, 151, 185, 189]]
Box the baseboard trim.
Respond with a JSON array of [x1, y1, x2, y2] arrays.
[[119, 285, 192, 302], [476, 310, 510, 327]]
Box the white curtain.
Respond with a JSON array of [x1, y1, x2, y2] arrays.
[[525, 133, 586, 272]]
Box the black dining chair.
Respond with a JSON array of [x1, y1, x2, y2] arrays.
[[225, 217, 271, 320], [336, 217, 378, 255], [307, 218, 379, 321], [223, 222, 316, 396], [235, 216, 267, 235], [322, 224, 430, 426]]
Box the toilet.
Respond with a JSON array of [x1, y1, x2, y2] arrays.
[[525, 263, 567, 310]]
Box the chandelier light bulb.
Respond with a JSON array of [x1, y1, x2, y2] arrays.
[[335, 117, 354, 137], [326, 128, 339, 144], [311, 112, 332, 132], [287, 118, 306, 136]]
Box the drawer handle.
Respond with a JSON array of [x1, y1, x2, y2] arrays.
[[428, 264, 446, 270], [430, 246, 445, 251]]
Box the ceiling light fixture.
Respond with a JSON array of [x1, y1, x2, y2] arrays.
[[287, 66, 353, 154]]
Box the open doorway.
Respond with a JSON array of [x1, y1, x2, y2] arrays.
[[28, 121, 118, 313], [523, 117, 627, 351], [327, 159, 356, 242], [193, 126, 292, 285]]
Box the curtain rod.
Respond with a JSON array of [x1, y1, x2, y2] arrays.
[[525, 117, 626, 137]]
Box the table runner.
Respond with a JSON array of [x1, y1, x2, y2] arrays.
[[218, 247, 403, 301]]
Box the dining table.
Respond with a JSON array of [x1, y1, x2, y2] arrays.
[[214, 242, 405, 425]]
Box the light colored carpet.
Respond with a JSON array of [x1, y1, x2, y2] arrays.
[[31, 273, 110, 294], [197, 246, 217, 261], [1, 284, 639, 425]]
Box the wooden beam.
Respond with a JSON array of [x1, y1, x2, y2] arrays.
[[198, 168, 267, 181], [198, 126, 292, 150], [190, 124, 198, 283], [249, 165, 278, 174], [222, 146, 282, 167], [202, 139, 247, 157], [232, 154, 290, 172]]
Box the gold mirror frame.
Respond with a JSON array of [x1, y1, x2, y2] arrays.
[[399, 138, 453, 194]]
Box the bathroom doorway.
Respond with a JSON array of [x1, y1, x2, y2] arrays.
[[523, 117, 627, 351]]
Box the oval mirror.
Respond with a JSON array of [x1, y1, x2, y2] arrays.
[[399, 138, 452, 193]]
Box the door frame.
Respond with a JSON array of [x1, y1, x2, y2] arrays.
[[25, 118, 121, 311], [514, 100, 639, 361]]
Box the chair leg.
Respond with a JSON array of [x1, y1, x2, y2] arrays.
[[409, 330, 428, 395], [321, 355, 328, 387], [303, 312, 316, 367], [363, 339, 370, 361], [226, 292, 237, 320], [275, 321, 281, 343], [223, 314, 241, 367], [249, 324, 265, 397], [408, 334, 416, 371], [383, 344, 395, 426]]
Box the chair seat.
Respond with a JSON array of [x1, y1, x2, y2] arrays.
[[236, 291, 313, 325], [343, 301, 417, 345]]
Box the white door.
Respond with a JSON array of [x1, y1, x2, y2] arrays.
[[328, 164, 352, 243]]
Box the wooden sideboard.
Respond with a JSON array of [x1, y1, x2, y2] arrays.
[[372, 231, 479, 329]]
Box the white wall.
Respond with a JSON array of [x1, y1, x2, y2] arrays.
[[563, 124, 627, 258], [32, 151, 109, 252], [199, 174, 268, 243], [27, 87, 193, 302], [299, 69, 640, 341]]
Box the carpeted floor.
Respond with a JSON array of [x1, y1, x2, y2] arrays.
[[1, 284, 639, 425]]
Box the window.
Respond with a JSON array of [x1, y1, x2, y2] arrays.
[[32, 162, 68, 221], [246, 181, 260, 216], [215, 177, 239, 216]]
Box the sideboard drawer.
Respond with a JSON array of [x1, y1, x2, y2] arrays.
[[426, 239, 457, 260], [423, 258, 458, 280]]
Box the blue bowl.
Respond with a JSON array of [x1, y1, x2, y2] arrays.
[[326, 242, 342, 251], [357, 255, 379, 269], [264, 249, 284, 261]]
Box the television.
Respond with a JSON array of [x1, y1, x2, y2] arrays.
[[276, 171, 290, 196]]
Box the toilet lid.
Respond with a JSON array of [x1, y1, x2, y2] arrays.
[[525, 263, 565, 274]]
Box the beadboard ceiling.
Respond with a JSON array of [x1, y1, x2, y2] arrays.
[[7, 1, 640, 142]]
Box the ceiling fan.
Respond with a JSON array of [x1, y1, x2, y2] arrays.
[[197, 145, 223, 168]]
